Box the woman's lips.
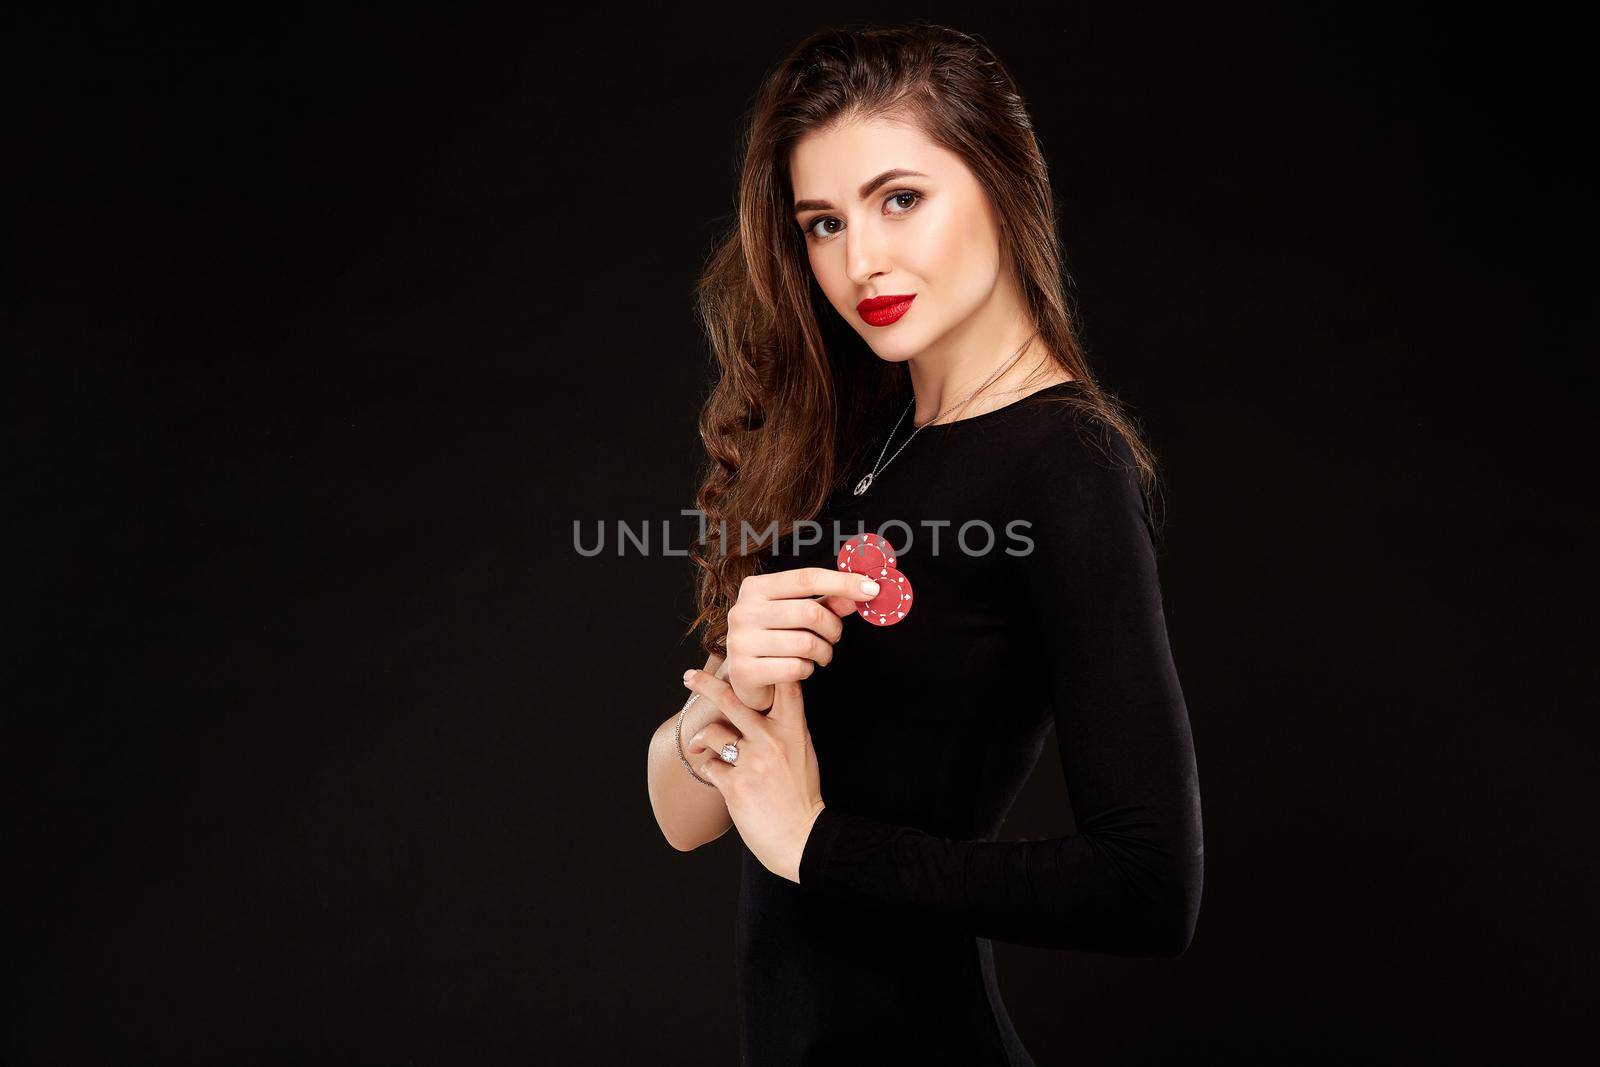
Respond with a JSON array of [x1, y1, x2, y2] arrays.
[[856, 293, 915, 327]]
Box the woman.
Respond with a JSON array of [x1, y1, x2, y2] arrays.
[[644, 23, 1203, 1066]]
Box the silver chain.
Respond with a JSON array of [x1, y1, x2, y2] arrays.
[[675, 692, 717, 788], [852, 332, 1038, 497]]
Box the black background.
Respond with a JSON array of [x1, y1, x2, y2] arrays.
[[5, 3, 1594, 1063]]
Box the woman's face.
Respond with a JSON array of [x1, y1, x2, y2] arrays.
[[788, 115, 1004, 364]]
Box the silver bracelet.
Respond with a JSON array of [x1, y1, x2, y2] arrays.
[[675, 691, 717, 788]]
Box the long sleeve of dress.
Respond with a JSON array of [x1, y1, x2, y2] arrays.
[[797, 417, 1205, 957]]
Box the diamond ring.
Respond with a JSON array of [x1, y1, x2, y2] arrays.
[[719, 741, 739, 765]]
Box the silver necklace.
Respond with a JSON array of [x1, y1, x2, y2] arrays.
[[852, 332, 1037, 497]]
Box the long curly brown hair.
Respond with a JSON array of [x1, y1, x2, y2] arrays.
[[684, 21, 1160, 659]]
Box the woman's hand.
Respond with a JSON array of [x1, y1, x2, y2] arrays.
[[684, 670, 825, 884], [725, 567, 881, 712]]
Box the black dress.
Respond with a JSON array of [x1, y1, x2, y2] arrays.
[[734, 379, 1204, 1066]]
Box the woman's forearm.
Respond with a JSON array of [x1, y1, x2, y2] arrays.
[[647, 657, 735, 851]]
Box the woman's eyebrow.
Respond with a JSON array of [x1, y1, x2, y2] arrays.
[[793, 168, 929, 215]]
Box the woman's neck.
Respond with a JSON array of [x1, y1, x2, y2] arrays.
[[905, 316, 1067, 428], [903, 264, 1074, 425]]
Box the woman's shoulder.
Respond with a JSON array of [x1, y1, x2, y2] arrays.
[[1011, 385, 1138, 477], [1003, 390, 1150, 532]]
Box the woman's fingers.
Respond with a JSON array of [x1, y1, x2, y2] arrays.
[[725, 656, 814, 713], [721, 566, 868, 715], [727, 674, 776, 714], [732, 625, 836, 666], [758, 597, 846, 644], [818, 593, 861, 619], [685, 719, 740, 758], [736, 657, 817, 685], [749, 566, 882, 605], [684, 668, 768, 738]]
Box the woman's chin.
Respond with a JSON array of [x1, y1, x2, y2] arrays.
[[861, 333, 924, 364]]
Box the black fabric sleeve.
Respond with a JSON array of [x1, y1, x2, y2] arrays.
[[797, 417, 1204, 957]]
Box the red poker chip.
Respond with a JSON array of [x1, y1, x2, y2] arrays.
[[857, 566, 913, 627], [837, 531, 898, 580]]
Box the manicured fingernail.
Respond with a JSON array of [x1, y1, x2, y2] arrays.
[[683, 669, 694, 682], [860, 579, 880, 596]]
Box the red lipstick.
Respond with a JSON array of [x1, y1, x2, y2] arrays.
[[856, 293, 915, 327]]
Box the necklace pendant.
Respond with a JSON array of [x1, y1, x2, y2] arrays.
[[853, 473, 873, 496]]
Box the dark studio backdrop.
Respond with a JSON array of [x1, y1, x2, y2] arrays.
[[5, 3, 1593, 1063]]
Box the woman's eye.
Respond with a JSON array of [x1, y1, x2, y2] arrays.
[[886, 190, 921, 214], [807, 217, 843, 241], [803, 190, 923, 242]]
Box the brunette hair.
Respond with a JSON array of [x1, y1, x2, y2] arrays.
[[684, 20, 1160, 659]]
